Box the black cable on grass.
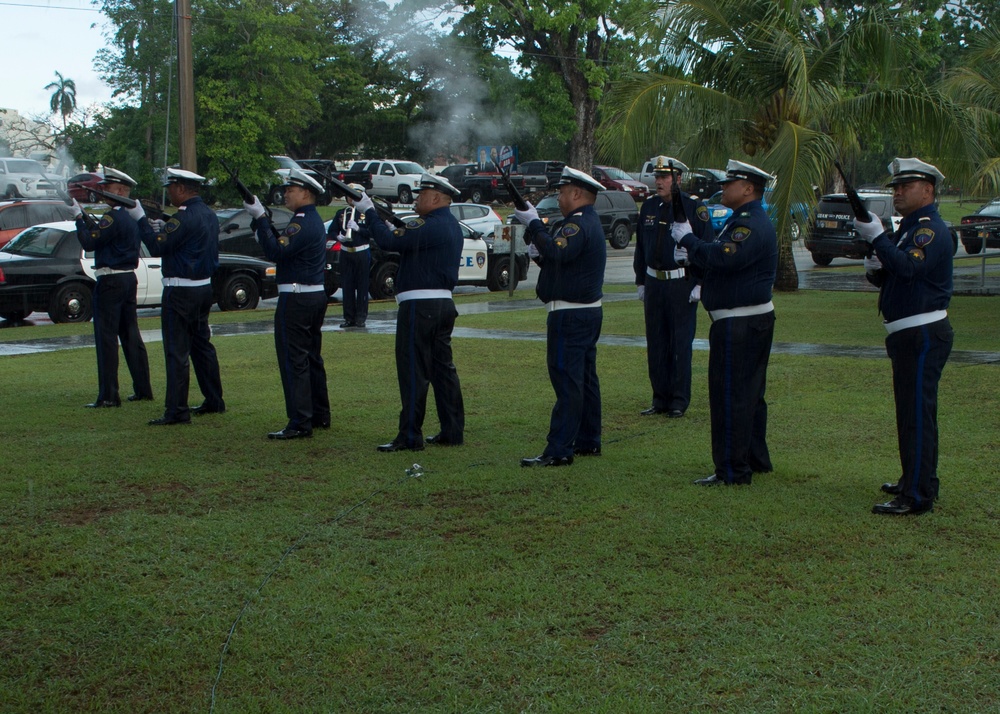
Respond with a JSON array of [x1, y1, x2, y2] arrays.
[[208, 463, 425, 713]]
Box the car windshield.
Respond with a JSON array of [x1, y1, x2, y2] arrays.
[[3, 225, 68, 256], [536, 195, 560, 211], [602, 167, 632, 181], [273, 156, 300, 170], [216, 209, 241, 223], [393, 162, 425, 175], [979, 203, 1000, 217], [4, 159, 47, 174]]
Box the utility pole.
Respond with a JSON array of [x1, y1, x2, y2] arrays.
[[176, 0, 197, 170]]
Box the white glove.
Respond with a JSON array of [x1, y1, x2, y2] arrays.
[[127, 202, 146, 221], [671, 219, 692, 243], [513, 202, 540, 226], [347, 219, 360, 231], [385, 220, 397, 231], [70, 199, 84, 219], [854, 211, 885, 243], [689, 284, 702, 303], [674, 246, 689, 265], [637, 285, 645, 302], [354, 192, 374, 214], [527, 242, 540, 260], [243, 196, 266, 220], [864, 254, 883, 272], [148, 218, 166, 232]]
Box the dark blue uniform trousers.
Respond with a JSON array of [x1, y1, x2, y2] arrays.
[[160, 285, 224, 421], [275, 291, 330, 431], [707, 311, 774, 483], [394, 298, 464, 447], [340, 249, 370, 325], [545, 307, 602, 459], [643, 276, 697, 412], [885, 317, 953, 507], [92, 273, 152, 403]]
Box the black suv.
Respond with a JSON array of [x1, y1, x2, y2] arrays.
[[959, 198, 1000, 254], [806, 192, 898, 265], [508, 190, 639, 249]]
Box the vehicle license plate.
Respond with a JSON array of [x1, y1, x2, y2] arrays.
[[818, 220, 838, 229]]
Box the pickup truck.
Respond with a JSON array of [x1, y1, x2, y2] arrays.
[[297, 159, 373, 192], [347, 160, 427, 204], [437, 164, 510, 204], [517, 160, 566, 190]]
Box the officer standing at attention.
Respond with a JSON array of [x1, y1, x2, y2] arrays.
[[244, 168, 331, 440], [634, 156, 714, 418], [355, 174, 466, 451], [672, 160, 777, 485], [329, 185, 371, 328], [513, 167, 607, 467], [855, 158, 954, 515], [72, 168, 154, 408], [137, 168, 225, 426]]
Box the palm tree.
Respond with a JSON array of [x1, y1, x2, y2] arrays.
[[45, 71, 77, 130], [598, 0, 975, 289]]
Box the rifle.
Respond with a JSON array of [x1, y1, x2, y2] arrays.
[[833, 160, 874, 256], [220, 160, 271, 220], [491, 159, 529, 211], [90, 186, 137, 209], [46, 173, 100, 230], [668, 161, 689, 272], [309, 165, 407, 229]]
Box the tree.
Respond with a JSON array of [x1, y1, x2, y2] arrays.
[[599, 0, 975, 290], [45, 72, 77, 130]]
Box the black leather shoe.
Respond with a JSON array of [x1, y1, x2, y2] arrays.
[[425, 433, 463, 446], [268, 428, 312, 440], [127, 394, 154, 402], [573, 446, 601, 457], [872, 498, 933, 515], [667, 409, 685, 418], [693, 474, 728, 486], [148, 416, 191, 426], [640, 406, 667, 416], [192, 404, 225, 416], [312, 420, 331, 429], [85, 400, 121, 408], [340, 321, 355, 328], [880, 482, 902, 495], [520, 454, 573, 467], [377, 441, 424, 453], [355, 322, 366, 328]]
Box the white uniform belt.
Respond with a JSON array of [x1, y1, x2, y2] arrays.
[[278, 283, 325, 294], [646, 266, 685, 280], [884, 309, 947, 334], [548, 299, 603, 312], [396, 289, 452, 304], [709, 301, 774, 321], [162, 277, 211, 287], [95, 268, 134, 276], [340, 244, 369, 253]]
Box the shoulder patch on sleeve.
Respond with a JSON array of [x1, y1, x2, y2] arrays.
[[284, 222, 301, 238], [912, 227, 935, 248], [162, 216, 182, 237], [731, 226, 752, 242], [99, 213, 114, 229], [696, 205, 710, 222], [560, 223, 580, 238], [405, 217, 425, 230]]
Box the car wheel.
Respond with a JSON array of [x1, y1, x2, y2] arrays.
[[469, 188, 484, 204], [4, 184, 20, 199], [48, 281, 93, 323], [0, 309, 27, 322], [266, 186, 285, 206], [370, 260, 398, 300], [397, 186, 413, 204], [811, 252, 834, 267], [487, 256, 518, 292], [950, 230, 959, 256], [963, 238, 983, 255], [790, 221, 801, 240], [217, 273, 260, 311], [609, 222, 631, 250]]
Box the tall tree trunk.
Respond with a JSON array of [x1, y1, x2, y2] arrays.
[[774, 232, 799, 291]]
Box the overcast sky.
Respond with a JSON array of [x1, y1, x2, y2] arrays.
[[1, 0, 114, 119]]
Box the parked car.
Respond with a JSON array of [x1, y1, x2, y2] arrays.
[[591, 165, 649, 201], [66, 172, 105, 203], [215, 206, 293, 259], [506, 189, 639, 249], [704, 188, 811, 239], [346, 160, 427, 204], [959, 198, 1000, 254], [0, 157, 65, 199], [436, 164, 510, 204], [517, 160, 566, 190], [265, 155, 304, 205], [297, 159, 373, 195], [0, 199, 79, 248], [683, 168, 727, 199], [448, 203, 503, 235], [0, 221, 278, 323]]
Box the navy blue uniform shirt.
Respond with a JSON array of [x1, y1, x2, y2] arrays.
[[679, 198, 777, 311], [139, 196, 219, 279], [526, 203, 606, 304], [255, 203, 326, 285], [364, 205, 462, 293], [329, 207, 371, 246], [869, 203, 952, 322], [634, 193, 714, 280], [75, 205, 141, 270]]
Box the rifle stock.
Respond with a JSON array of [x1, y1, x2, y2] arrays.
[[668, 161, 686, 222], [220, 160, 271, 219], [309, 164, 406, 228], [491, 159, 529, 211], [46, 173, 100, 230]]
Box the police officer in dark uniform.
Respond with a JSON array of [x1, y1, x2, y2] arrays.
[[672, 160, 777, 485], [138, 168, 225, 425], [72, 167, 153, 408], [329, 184, 371, 328], [356, 174, 466, 451], [244, 168, 331, 440], [634, 156, 715, 418], [855, 158, 954, 515], [513, 166, 607, 467]]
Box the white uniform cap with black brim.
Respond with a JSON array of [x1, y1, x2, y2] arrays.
[[280, 168, 325, 195], [557, 166, 605, 194], [887, 157, 945, 187], [162, 167, 206, 187], [99, 167, 138, 188], [717, 159, 774, 188], [413, 174, 462, 199], [652, 156, 689, 175]]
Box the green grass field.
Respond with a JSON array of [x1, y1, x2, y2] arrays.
[[2, 292, 998, 712]]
